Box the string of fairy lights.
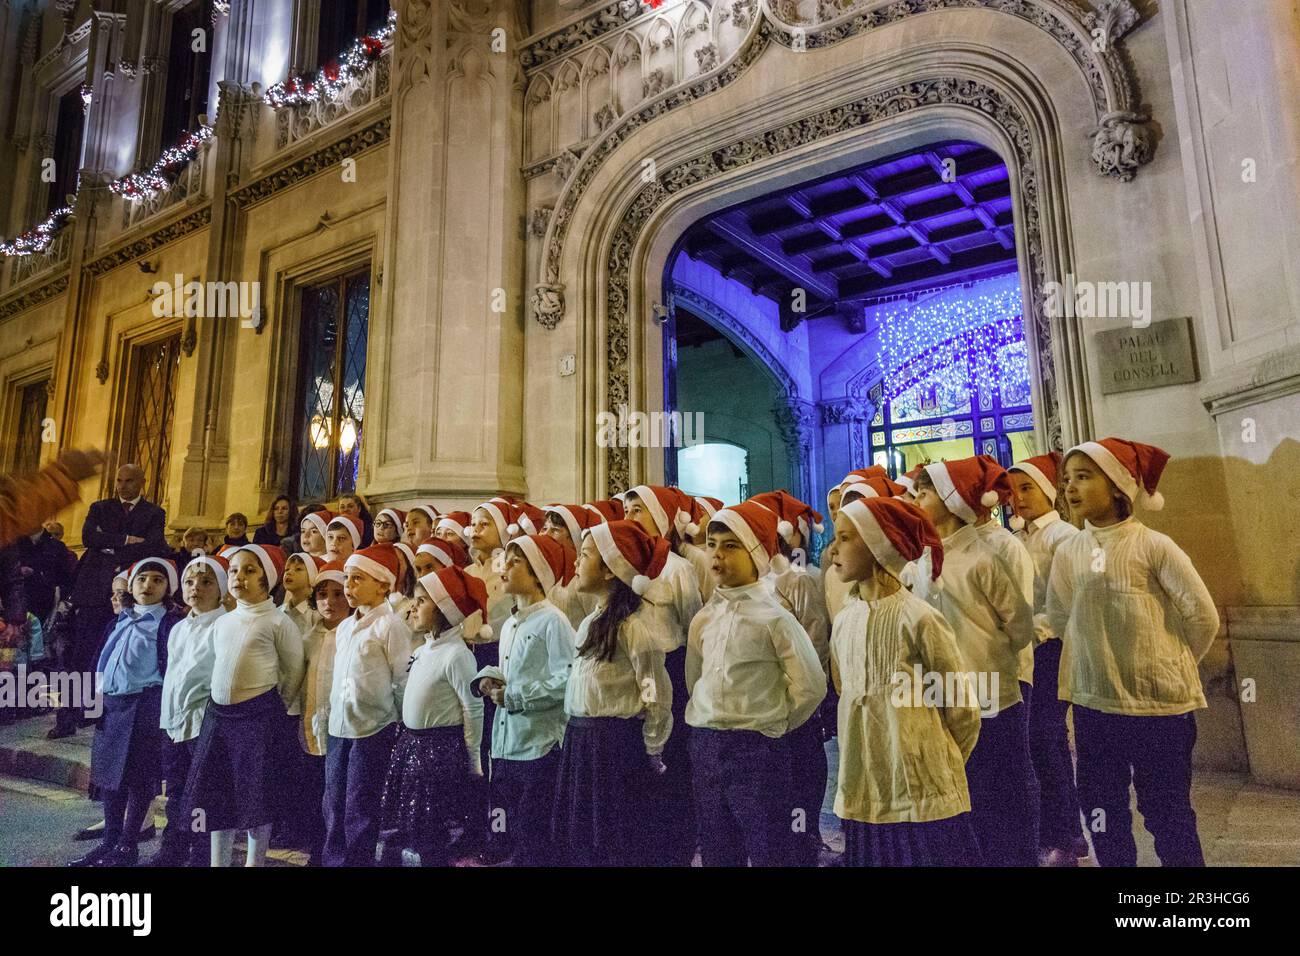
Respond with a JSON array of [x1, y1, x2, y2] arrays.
[[1, 10, 396, 258], [874, 282, 1029, 405]]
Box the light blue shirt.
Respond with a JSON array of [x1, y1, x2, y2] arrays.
[[490, 600, 575, 761], [97, 603, 166, 696]]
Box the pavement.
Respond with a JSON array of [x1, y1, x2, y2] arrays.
[[3, 712, 1298, 867]]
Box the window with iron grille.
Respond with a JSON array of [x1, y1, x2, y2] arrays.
[[121, 335, 182, 506], [292, 270, 370, 503], [12, 380, 49, 474]]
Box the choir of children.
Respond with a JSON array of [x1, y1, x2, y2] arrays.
[[68, 432, 1213, 869]]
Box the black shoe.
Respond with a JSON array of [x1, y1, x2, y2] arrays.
[[47, 724, 76, 740], [93, 843, 139, 867], [74, 823, 106, 842], [68, 842, 117, 867]]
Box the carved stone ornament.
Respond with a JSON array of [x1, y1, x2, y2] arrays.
[[553, 148, 582, 183], [531, 284, 565, 329], [819, 398, 875, 426], [593, 103, 617, 133], [181, 324, 198, 357], [529, 205, 553, 238], [95, 359, 110, 384], [1090, 110, 1155, 182], [694, 43, 719, 74]]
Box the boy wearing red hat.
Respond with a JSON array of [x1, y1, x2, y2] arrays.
[[322, 544, 415, 866], [282, 552, 323, 636], [1008, 452, 1086, 865], [325, 515, 363, 563], [474, 533, 577, 865], [298, 560, 348, 864], [299, 510, 333, 558], [687, 502, 827, 866], [184, 544, 305, 867], [828, 473, 905, 621], [542, 504, 603, 630], [912, 459, 1038, 866], [71, 558, 184, 867], [148, 555, 229, 866], [832, 498, 983, 865], [1048, 439, 1218, 867], [402, 504, 441, 548], [380, 566, 487, 866]]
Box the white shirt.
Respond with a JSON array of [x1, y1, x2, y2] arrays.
[[489, 600, 576, 761], [549, 576, 600, 633], [301, 620, 338, 756], [831, 587, 979, 824], [328, 603, 415, 739], [209, 598, 306, 709], [764, 564, 831, 675], [914, 523, 1033, 715], [282, 597, 320, 637], [1047, 518, 1219, 716], [404, 625, 484, 775], [1015, 511, 1078, 642], [824, 562, 854, 621], [679, 541, 716, 604], [685, 580, 826, 737], [465, 555, 512, 640], [566, 606, 674, 755], [159, 606, 226, 742], [640, 550, 704, 652], [977, 520, 1036, 685]]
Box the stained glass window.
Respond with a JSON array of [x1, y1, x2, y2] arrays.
[[293, 271, 370, 502], [122, 336, 181, 505]]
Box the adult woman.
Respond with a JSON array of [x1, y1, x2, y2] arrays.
[[254, 495, 298, 547]]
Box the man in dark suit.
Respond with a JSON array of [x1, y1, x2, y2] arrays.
[[50, 463, 169, 738]]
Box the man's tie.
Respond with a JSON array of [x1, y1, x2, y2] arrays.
[[123, 501, 134, 515]]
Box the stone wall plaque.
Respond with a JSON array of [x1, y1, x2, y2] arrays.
[[1095, 317, 1199, 395]]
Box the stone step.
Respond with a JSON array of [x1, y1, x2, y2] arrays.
[[0, 714, 92, 792]]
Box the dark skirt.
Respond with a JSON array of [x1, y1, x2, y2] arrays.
[[90, 686, 163, 794], [183, 688, 290, 833], [379, 724, 469, 853], [644, 644, 694, 866], [842, 813, 983, 867], [552, 715, 652, 866]]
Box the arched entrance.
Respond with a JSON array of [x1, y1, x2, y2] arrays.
[[538, 11, 1115, 499]]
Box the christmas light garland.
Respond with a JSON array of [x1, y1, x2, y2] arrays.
[[263, 9, 396, 108], [109, 124, 214, 201], [875, 282, 1029, 406], [0, 205, 74, 257]]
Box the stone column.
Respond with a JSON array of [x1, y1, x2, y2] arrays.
[[364, 0, 528, 502]]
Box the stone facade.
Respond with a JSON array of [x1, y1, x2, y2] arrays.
[[0, 0, 1297, 784]]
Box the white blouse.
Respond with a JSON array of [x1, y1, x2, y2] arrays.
[[328, 603, 415, 739], [1047, 518, 1219, 716], [764, 564, 831, 675], [160, 606, 226, 742], [404, 625, 484, 774], [976, 520, 1036, 685], [565, 606, 674, 756], [209, 599, 306, 710], [640, 550, 704, 653], [1015, 512, 1078, 642]]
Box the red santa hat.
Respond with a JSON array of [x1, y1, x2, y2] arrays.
[[747, 490, 825, 545], [1007, 451, 1063, 529], [418, 565, 492, 640], [840, 497, 945, 580], [508, 533, 576, 593], [1066, 438, 1169, 511], [216, 544, 240, 559], [344, 544, 400, 588], [314, 559, 347, 588], [326, 514, 363, 548], [708, 500, 789, 576], [683, 495, 725, 536], [628, 485, 694, 538], [287, 551, 322, 587], [544, 503, 603, 547], [410, 504, 440, 525], [475, 497, 538, 544], [839, 474, 906, 504], [585, 519, 670, 596], [896, 464, 926, 497], [923, 455, 1011, 525], [233, 544, 287, 590], [128, 556, 179, 594], [418, 539, 465, 569], [392, 542, 417, 577], [436, 511, 472, 541], [376, 507, 407, 531], [583, 498, 625, 523], [300, 509, 334, 540], [184, 554, 230, 596]]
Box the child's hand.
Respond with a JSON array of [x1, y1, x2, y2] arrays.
[[488, 684, 506, 707], [648, 754, 667, 775]]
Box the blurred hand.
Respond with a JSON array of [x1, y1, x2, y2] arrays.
[[57, 448, 106, 482]]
